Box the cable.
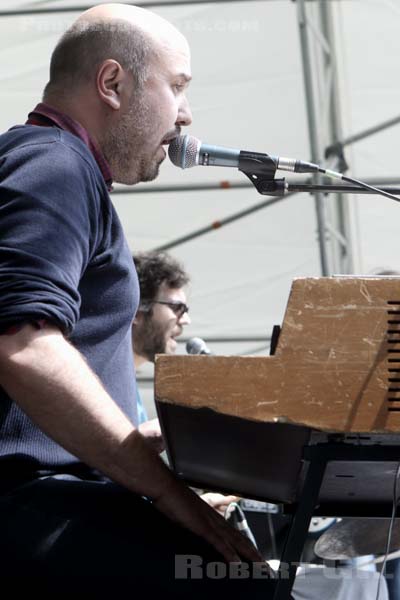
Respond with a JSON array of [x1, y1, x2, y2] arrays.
[[318, 167, 400, 204], [375, 462, 400, 600], [224, 501, 258, 549], [267, 512, 278, 559]]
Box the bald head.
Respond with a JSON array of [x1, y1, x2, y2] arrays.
[[76, 3, 188, 50], [44, 3, 189, 99]]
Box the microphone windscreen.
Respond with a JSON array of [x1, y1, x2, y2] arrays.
[[186, 337, 210, 355], [169, 135, 200, 169]]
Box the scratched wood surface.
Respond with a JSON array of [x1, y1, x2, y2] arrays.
[[155, 277, 400, 433]]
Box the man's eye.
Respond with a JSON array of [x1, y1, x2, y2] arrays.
[[174, 84, 185, 93]]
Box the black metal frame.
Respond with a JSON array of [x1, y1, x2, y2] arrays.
[[272, 442, 400, 599]]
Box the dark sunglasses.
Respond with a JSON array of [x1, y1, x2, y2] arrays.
[[150, 300, 189, 318]]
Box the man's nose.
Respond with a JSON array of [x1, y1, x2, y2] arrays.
[[179, 311, 191, 326], [176, 95, 192, 127]]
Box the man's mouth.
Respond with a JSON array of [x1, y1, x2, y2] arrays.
[[169, 328, 183, 343], [161, 128, 181, 146], [161, 135, 177, 146]]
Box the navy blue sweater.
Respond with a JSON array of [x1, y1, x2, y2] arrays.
[[0, 125, 139, 475]]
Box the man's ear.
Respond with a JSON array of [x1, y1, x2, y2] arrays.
[[97, 59, 132, 111]]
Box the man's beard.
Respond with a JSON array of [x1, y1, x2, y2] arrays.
[[101, 93, 161, 185], [133, 315, 169, 363]]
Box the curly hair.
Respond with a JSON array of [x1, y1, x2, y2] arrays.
[[133, 251, 190, 306]]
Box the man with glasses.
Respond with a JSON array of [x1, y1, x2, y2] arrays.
[[132, 250, 240, 510], [132, 250, 190, 426]]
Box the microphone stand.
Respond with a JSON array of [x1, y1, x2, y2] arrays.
[[238, 156, 400, 198], [287, 183, 400, 196], [257, 179, 400, 197]]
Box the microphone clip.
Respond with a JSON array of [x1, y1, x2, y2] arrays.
[[238, 151, 287, 197], [242, 173, 287, 196]]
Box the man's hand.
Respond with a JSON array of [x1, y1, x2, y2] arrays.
[[138, 418, 165, 454], [153, 479, 263, 565], [201, 492, 240, 516]]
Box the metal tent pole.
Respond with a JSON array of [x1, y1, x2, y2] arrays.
[[319, 0, 354, 273], [297, 0, 356, 275], [297, 0, 330, 275]]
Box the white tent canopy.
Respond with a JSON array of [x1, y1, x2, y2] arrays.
[[1, 0, 400, 414]]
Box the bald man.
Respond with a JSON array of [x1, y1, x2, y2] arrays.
[[0, 4, 272, 599]]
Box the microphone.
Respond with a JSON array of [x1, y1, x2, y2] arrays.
[[186, 337, 212, 355], [169, 135, 319, 174]]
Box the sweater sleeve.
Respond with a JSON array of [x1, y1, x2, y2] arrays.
[[0, 137, 101, 335]]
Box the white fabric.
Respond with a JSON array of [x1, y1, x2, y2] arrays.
[[292, 565, 388, 600]]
